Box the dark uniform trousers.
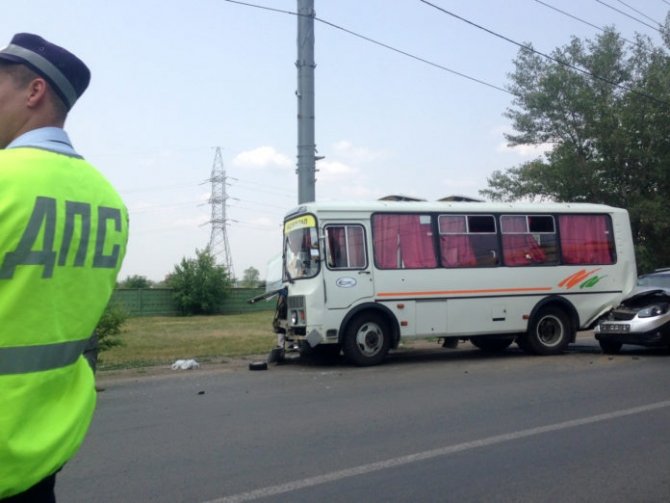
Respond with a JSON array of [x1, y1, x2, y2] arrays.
[[1, 474, 56, 503]]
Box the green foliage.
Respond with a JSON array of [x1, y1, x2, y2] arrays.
[[241, 266, 260, 288], [166, 247, 232, 315], [482, 21, 670, 272], [119, 274, 153, 289], [96, 303, 128, 352]]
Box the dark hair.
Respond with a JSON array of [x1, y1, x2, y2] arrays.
[[0, 60, 68, 119]]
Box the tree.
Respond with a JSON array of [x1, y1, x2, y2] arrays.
[[96, 303, 128, 352], [481, 21, 670, 272], [119, 274, 153, 289], [240, 266, 261, 288], [166, 247, 232, 315]]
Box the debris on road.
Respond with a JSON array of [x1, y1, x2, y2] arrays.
[[171, 359, 200, 370]]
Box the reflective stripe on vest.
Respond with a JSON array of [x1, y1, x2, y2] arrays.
[[0, 339, 89, 375]]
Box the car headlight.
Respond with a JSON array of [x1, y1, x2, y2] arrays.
[[638, 303, 669, 318]]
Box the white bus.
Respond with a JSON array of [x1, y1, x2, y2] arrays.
[[274, 201, 637, 366]]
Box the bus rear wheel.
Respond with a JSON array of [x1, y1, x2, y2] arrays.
[[343, 313, 390, 366], [470, 336, 514, 353], [523, 307, 572, 355]]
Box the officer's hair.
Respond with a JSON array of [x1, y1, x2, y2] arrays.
[[0, 61, 68, 120]]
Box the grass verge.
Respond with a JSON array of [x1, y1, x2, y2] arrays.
[[98, 311, 276, 371]]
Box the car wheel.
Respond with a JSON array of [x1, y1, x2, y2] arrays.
[[599, 340, 622, 355], [343, 313, 390, 366], [470, 336, 514, 352], [525, 307, 572, 355]]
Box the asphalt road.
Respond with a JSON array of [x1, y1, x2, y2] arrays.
[[57, 337, 670, 502]]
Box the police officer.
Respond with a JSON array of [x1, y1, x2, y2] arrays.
[[0, 34, 129, 501]]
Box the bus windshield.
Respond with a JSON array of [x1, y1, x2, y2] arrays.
[[284, 214, 320, 280]]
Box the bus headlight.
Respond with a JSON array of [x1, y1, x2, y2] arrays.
[[290, 309, 306, 325]]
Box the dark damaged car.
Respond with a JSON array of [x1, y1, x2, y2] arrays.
[[594, 287, 670, 354]]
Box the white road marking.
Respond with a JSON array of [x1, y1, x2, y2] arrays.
[[205, 399, 670, 503]]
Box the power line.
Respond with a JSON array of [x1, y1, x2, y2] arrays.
[[420, 0, 670, 107], [119, 181, 201, 194], [614, 0, 664, 26], [229, 176, 295, 198], [594, 0, 663, 33], [532, 0, 654, 53], [223, 0, 511, 95]]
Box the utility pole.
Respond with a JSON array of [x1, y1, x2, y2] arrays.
[[296, 0, 317, 203], [206, 147, 235, 280]]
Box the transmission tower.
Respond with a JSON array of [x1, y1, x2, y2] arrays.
[[206, 147, 235, 280]]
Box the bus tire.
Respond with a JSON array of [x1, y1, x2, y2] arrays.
[[470, 336, 514, 353], [343, 313, 391, 366], [525, 307, 571, 355], [599, 340, 622, 355]]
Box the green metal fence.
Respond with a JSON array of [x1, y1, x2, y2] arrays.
[[111, 287, 274, 317]]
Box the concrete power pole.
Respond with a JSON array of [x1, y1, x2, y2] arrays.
[[296, 0, 317, 204], [206, 147, 235, 280]]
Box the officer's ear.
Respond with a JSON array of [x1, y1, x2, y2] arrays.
[[25, 77, 49, 109]]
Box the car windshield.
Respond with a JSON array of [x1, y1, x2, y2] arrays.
[[637, 273, 670, 289], [284, 214, 320, 280]]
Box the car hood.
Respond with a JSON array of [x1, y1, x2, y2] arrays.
[[623, 286, 670, 303]]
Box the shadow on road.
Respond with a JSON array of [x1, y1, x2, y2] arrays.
[[277, 339, 669, 370]]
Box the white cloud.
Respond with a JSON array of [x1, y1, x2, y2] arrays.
[[232, 146, 293, 169], [490, 125, 553, 159], [316, 159, 357, 182], [440, 178, 479, 189], [497, 141, 553, 158], [331, 140, 388, 163]]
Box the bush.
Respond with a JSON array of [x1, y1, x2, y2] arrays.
[[96, 303, 128, 352], [166, 248, 232, 315]]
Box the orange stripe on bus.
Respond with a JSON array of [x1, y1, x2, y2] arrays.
[[377, 287, 553, 297]]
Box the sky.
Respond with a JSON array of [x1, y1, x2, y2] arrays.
[[3, 0, 668, 282]]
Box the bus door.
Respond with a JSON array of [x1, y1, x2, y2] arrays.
[[323, 223, 373, 308]]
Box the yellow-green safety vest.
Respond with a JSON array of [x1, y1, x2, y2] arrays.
[[0, 147, 128, 498]]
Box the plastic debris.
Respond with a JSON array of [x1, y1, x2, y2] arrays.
[[171, 359, 200, 370]]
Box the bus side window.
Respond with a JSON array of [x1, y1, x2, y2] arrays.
[[372, 214, 437, 269], [467, 215, 499, 266], [501, 215, 558, 266], [326, 225, 367, 269], [558, 214, 615, 265]]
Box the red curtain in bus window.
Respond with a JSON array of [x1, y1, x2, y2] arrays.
[[327, 226, 346, 267], [373, 215, 436, 268], [373, 215, 401, 268], [501, 216, 546, 266], [398, 215, 437, 268], [559, 215, 613, 264], [347, 227, 366, 268], [439, 216, 476, 267]]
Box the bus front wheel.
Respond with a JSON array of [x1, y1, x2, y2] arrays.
[[523, 307, 572, 355], [343, 313, 391, 366]]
